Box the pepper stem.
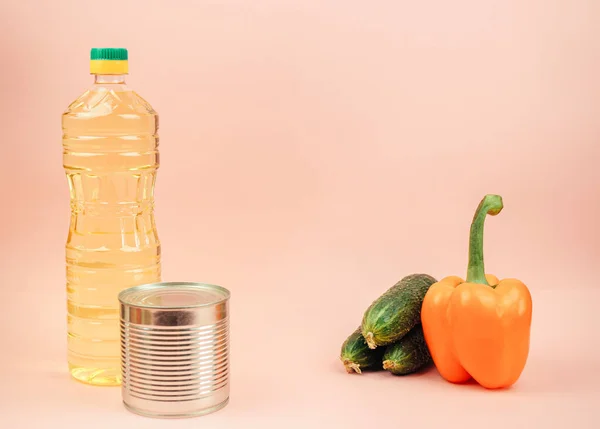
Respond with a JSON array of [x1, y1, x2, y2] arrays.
[[466, 194, 503, 285]]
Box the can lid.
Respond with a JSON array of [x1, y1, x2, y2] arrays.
[[119, 282, 230, 309]]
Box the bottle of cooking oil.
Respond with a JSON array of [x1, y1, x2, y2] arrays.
[[62, 48, 161, 386]]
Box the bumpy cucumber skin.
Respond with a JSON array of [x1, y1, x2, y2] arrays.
[[382, 325, 432, 375], [340, 327, 385, 374], [361, 273, 437, 349]]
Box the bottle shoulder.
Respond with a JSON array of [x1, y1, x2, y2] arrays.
[[63, 86, 157, 118]]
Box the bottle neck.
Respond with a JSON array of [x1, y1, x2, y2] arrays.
[[94, 74, 127, 84]]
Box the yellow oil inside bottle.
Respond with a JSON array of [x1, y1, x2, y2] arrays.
[[62, 73, 161, 386]]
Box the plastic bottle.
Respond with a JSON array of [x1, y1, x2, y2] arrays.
[[62, 48, 161, 386]]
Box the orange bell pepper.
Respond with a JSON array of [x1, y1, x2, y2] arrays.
[[421, 194, 532, 389]]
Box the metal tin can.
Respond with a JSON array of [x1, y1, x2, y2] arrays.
[[119, 282, 230, 418]]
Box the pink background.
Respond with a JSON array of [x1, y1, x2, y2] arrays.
[[1, 0, 599, 427]]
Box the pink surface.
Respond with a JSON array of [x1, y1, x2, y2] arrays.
[[1, 0, 599, 427]]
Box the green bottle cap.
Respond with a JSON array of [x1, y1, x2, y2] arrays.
[[90, 48, 128, 61]]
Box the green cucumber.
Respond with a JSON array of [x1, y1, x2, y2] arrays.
[[340, 327, 385, 374], [361, 273, 437, 349], [382, 325, 432, 375]]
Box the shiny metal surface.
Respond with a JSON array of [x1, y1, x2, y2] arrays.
[[119, 282, 230, 418]]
